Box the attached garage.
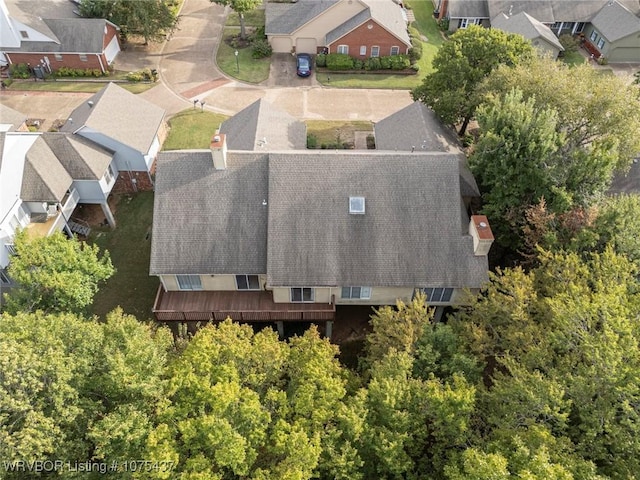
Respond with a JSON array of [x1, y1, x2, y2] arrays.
[[295, 37, 317, 54], [608, 47, 640, 62], [269, 36, 293, 53], [104, 35, 120, 64]]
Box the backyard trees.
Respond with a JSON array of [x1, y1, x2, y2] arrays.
[[3, 230, 114, 315], [79, 0, 178, 44], [211, 0, 262, 39], [410, 25, 534, 136]]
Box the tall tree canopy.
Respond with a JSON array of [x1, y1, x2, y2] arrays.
[[79, 0, 179, 44], [411, 25, 534, 136], [3, 230, 114, 315], [210, 0, 262, 39]]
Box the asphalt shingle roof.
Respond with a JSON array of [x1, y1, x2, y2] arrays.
[[266, 0, 340, 35], [21, 136, 72, 203], [491, 12, 564, 51], [42, 133, 113, 180], [486, 0, 640, 22], [150, 151, 269, 275], [591, 0, 640, 41], [0, 104, 27, 131], [219, 99, 307, 151], [61, 83, 165, 154], [448, 0, 490, 18]]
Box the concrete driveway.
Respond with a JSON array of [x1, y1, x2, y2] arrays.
[[267, 53, 317, 87]]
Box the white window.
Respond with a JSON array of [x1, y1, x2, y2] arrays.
[[371, 46, 380, 57], [6, 244, 17, 256], [597, 38, 605, 49], [359, 45, 366, 56], [342, 286, 371, 299], [291, 287, 314, 302], [236, 274, 260, 290], [337, 45, 349, 54], [176, 275, 202, 291], [20, 30, 28, 39], [104, 164, 115, 184], [459, 18, 480, 29], [420, 288, 453, 303], [390, 46, 400, 55], [349, 196, 365, 214], [0, 269, 10, 285], [79, 54, 88, 62], [590, 30, 598, 42], [54, 53, 63, 61]]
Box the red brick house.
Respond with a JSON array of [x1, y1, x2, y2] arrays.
[[266, 0, 411, 56], [0, 0, 120, 74]]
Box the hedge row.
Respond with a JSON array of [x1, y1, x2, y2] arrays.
[[317, 53, 412, 71]]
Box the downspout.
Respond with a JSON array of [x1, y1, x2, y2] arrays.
[[96, 53, 105, 73]]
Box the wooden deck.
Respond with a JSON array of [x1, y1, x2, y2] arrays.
[[153, 287, 336, 322]]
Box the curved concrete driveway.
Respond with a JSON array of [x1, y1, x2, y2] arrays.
[[120, 0, 412, 120]]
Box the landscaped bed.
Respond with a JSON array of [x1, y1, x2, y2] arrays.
[[305, 120, 374, 149]]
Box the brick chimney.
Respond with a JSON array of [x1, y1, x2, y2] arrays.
[[210, 133, 227, 170], [469, 215, 494, 256]]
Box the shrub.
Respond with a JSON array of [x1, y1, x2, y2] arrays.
[[307, 134, 318, 149], [366, 134, 375, 149], [316, 53, 327, 67], [364, 57, 381, 71], [251, 38, 272, 59], [353, 58, 364, 70], [380, 56, 392, 69], [597, 56, 608, 65], [438, 17, 449, 31], [126, 71, 144, 82], [389, 54, 410, 70], [559, 34, 580, 54], [9, 63, 31, 79], [411, 64, 420, 72], [408, 25, 421, 39], [326, 53, 354, 70], [409, 38, 423, 63]]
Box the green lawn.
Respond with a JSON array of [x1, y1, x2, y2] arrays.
[[315, 0, 443, 89], [216, 27, 271, 83], [90, 192, 158, 322], [226, 9, 265, 27], [562, 50, 586, 66], [6, 79, 156, 94], [163, 109, 229, 150], [306, 120, 373, 147]]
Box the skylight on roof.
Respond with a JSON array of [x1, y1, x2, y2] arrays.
[[349, 196, 365, 214]]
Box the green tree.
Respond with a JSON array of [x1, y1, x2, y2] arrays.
[[80, 0, 178, 44], [211, 0, 262, 39], [410, 25, 534, 136], [469, 88, 565, 249], [3, 230, 114, 314]]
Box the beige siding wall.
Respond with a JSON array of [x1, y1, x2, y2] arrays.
[[335, 287, 413, 305], [294, 1, 366, 43], [272, 287, 333, 303], [160, 274, 267, 291], [270, 36, 293, 53], [607, 33, 640, 62]]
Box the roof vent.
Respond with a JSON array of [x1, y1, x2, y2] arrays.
[[349, 196, 365, 214], [213, 135, 221, 143]]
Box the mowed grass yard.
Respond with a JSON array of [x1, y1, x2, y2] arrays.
[[162, 109, 229, 150], [306, 120, 373, 147], [90, 192, 158, 322]]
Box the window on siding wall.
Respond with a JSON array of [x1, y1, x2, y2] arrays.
[[420, 287, 453, 303], [291, 287, 314, 302], [176, 275, 202, 291], [0, 269, 10, 285], [54, 53, 63, 61], [390, 46, 399, 55], [459, 18, 480, 29], [371, 46, 380, 57], [337, 45, 349, 54], [79, 54, 88, 62], [20, 30, 28, 38], [590, 30, 598, 42], [104, 164, 114, 184], [359, 45, 366, 56], [341, 286, 371, 299], [597, 38, 605, 49], [236, 274, 260, 290], [6, 244, 17, 256]]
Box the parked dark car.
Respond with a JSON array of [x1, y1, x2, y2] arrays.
[[296, 53, 312, 77]]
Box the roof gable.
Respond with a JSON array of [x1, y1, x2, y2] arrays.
[[491, 12, 564, 51], [591, 0, 640, 42], [266, 0, 341, 35], [21, 136, 72, 203], [42, 133, 113, 180]]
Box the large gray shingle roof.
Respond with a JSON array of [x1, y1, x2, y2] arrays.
[[486, 0, 640, 22], [0, 104, 27, 131], [591, 0, 640, 41], [42, 133, 113, 180], [21, 136, 73, 203], [150, 151, 269, 275], [266, 0, 340, 35], [266, 152, 488, 287], [61, 83, 165, 154], [219, 99, 307, 151], [448, 0, 490, 18], [491, 12, 564, 51]]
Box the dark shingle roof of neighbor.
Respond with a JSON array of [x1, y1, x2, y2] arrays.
[[486, 0, 640, 22], [374, 102, 479, 198], [491, 12, 564, 51], [21, 136, 73, 203], [591, 0, 640, 41], [266, 152, 488, 287], [42, 133, 113, 180], [150, 151, 270, 276], [3, 0, 78, 43], [61, 83, 165, 154], [266, 0, 340, 35], [448, 0, 490, 18], [0, 104, 27, 131], [219, 99, 307, 151]]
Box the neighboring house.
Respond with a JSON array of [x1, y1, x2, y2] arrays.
[[61, 82, 167, 193], [150, 102, 492, 336], [0, 0, 120, 74], [435, 0, 640, 62], [219, 98, 307, 150], [266, 0, 411, 57], [491, 12, 564, 58], [0, 103, 28, 132], [0, 129, 118, 285]]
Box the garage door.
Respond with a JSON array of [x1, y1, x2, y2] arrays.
[[104, 36, 120, 64], [296, 37, 317, 54], [609, 47, 640, 63], [269, 36, 292, 53]]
